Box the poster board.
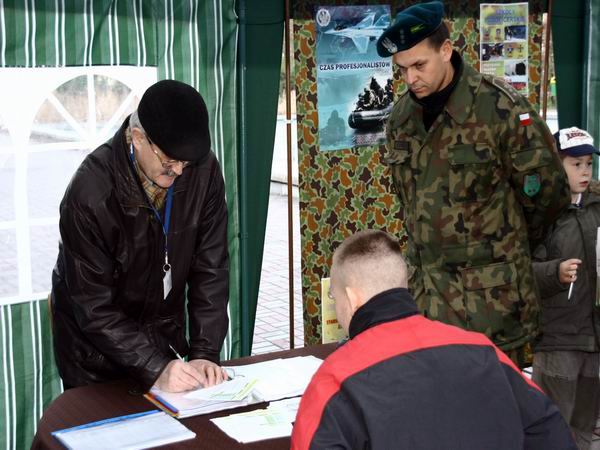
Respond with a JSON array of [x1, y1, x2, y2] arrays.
[[315, 5, 392, 151], [480, 3, 529, 95]]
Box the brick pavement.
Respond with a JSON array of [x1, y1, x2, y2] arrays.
[[251, 184, 304, 355]]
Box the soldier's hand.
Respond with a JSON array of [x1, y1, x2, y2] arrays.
[[559, 258, 582, 284], [153, 359, 204, 393]]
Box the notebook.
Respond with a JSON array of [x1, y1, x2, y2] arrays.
[[51, 410, 195, 450]]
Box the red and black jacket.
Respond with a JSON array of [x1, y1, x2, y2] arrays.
[[292, 288, 576, 450]]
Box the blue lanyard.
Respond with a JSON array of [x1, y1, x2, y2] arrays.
[[130, 144, 174, 267], [150, 186, 174, 235]]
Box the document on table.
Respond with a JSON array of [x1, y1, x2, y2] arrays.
[[144, 355, 323, 418], [228, 355, 323, 401], [183, 376, 257, 402], [211, 397, 302, 443], [51, 410, 195, 450], [146, 377, 258, 418]]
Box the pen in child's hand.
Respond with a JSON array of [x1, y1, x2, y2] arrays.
[[567, 281, 574, 300], [169, 344, 184, 361]]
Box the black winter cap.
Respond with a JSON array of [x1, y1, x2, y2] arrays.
[[138, 79, 211, 162]]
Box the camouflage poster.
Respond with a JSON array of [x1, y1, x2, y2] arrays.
[[480, 3, 529, 95], [315, 5, 392, 151]]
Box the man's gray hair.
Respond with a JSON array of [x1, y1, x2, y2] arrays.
[[129, 109, 146, 134]]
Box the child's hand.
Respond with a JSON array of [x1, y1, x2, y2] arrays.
[[559, 259, 582, 284]]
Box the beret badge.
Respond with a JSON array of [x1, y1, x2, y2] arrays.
[[381, 37, 398, 54]]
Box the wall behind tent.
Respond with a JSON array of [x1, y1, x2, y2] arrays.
[[293, 0, 547, 345], [0, 1, 238, 448]]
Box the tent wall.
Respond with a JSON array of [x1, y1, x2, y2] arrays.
[[552, 1, 587, 130], [0, 1, 239, 448], [0, 301, 60, 450], [236, 1, 284, 355], [552, 0, 599, 177]]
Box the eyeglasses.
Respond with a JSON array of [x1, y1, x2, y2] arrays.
[[147, 136, 191, 170]]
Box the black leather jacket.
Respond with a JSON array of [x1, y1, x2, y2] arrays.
[[51, 118, 229, 389]]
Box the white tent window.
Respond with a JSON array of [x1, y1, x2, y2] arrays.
[[0, 67, 156, 305]]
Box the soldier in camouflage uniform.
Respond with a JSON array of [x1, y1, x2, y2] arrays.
[[376, 1, 570, 366]]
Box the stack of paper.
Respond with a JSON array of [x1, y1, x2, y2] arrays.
[[145, 356, 322, 418], [146, 377, 258, 418], [210, 397, 302, 443], [51, 410, 195, 450]]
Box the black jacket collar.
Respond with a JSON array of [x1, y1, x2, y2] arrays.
[[348, 288, 419, 339]]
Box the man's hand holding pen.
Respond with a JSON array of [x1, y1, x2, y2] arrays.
[[152, 346, 229, 393]]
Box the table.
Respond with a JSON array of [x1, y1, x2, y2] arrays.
[[32, 344, 336, 449]]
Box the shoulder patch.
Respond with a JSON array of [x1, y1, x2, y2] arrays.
[[482, 74, 519, 104]]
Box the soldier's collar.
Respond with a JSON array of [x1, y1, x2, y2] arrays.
[[393, 90, 419, 126], [394, 53, 478, 126], [444, 56, 481, 125]]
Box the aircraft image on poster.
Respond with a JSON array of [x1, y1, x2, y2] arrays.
[[323, 13, 391, 54]]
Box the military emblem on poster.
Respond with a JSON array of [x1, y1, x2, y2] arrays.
[[315, 5, 393, 151], [480, 3, 529, 95]]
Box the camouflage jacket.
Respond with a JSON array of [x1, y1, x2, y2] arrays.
[[385, 54, 570, 350]]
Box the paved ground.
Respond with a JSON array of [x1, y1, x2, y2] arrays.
[[251, 185, 304, 355]]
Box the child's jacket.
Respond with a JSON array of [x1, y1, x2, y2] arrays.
[[533, 181, 600, 352]]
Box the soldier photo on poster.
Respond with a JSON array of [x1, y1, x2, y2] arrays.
[[315, 5, 393, 151]]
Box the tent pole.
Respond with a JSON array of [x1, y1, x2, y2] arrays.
[[542, 0, 553, 121], [237, 0, 250, 356], [284, 0, 295, 349]]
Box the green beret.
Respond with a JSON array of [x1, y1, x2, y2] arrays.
[[376, 1, 444, 57]]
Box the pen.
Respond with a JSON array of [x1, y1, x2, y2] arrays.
[[567, 281, 574, 301], [169, 344, 184, 361]]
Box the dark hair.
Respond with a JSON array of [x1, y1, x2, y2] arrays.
[[334, 230, 402, 267], [425, 21, 450, 50]]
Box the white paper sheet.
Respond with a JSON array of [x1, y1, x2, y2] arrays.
[[183, 377, 257, 401], [52, 410, 195, 450], [210, 397, 303, 443], [228, 355, 323, 401]]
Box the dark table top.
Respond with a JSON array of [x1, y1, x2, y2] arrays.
[[32, 344, 337, 450]]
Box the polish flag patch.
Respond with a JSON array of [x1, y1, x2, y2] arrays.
[[519, 113, 532, 126]]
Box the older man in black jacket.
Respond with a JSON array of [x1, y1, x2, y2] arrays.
[[292, 230, 576, 450], [51, 80, 229, 392]]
